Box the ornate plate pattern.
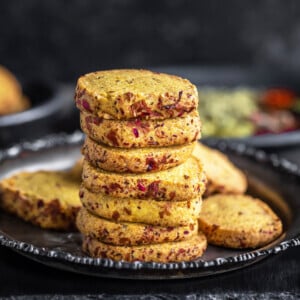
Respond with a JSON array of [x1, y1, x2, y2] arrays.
[[0, 132, 299, 279]]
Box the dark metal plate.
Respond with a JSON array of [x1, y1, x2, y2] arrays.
[[0, 132, 299, 279]]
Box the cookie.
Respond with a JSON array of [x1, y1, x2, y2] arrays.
[[76, 207, 198, 246], [82, 232, 207, 262], [83, 137, 195, 173], [0, 171, 82, 230], [192, 143, 247, 197], [80, 111, 201, 148], [75, 69, 198, 120], [68, 157, 83, 180], [198, 194, 283, 249], [80, 186, 202, 227], [82, 157, 206, 201]]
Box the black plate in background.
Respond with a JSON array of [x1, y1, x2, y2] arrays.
[[0, 132, 299, 279], [0, 82, 77, 148]]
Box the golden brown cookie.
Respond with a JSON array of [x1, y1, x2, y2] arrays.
[[75, 69, 198, 120], [68, 157, 83, 180], [198, 194, 283, 249], [76, 208, 198, 246], [192, 143, 247, 197], [80, 186, 202, 227], [82, 157, 206, 201], [82, 232, 207, 262], [83, 137, 196, 173], [0, 66, 29, 115], [80, 111, 201, 148], [0, 171, 82, 230]]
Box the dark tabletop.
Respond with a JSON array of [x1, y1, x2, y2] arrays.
[[0, 146, 299, 299], [0, 245, 299, 298]]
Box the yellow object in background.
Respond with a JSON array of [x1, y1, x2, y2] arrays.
[[198, 88, 257, 137], [0, 65, 29, 115]]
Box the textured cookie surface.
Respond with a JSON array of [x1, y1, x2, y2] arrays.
[[0, 171, 81, 230], [82, 157, 206, 201], [192, 143, 247, 197], [68, 157, 84, 180], [76, 208, 198, 246], [80, 186, 202, 226], [83, 137, 196, 173], [198, 194, 283, 249], [82, 232, 207, 262], [80, 111, 201, 148], [75, 69, 198, 120], [0, 66, 29, 115]]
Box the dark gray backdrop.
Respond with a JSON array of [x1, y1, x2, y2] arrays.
[[1, 0, 300, 82]]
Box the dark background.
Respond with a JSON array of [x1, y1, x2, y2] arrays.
[[0, 1, 300, 296], [1, 0, 300, 83]]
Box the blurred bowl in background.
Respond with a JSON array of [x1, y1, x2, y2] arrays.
[[153, 65, 300, 147], [0, 82, 78, 148]]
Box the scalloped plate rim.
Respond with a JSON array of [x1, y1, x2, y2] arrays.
[[0, 131, 299, 279]]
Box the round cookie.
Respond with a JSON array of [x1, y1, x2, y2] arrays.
[[82, 157, 206, 201], [80, 186, 202, 227], [0, 171, 82, 230], [82, 232, 207, 262], [75, 69, 198, 120], [192, 143, 247, 197], [198, 194, 283, 249], [68, 157, 83, 180], [83, 137, 196, 173], [76, 208, 198, 246], [80, 111, 201, 148]]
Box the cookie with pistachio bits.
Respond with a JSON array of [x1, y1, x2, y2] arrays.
[[80, 186, 202, 227], [80, 110, 201, 148], [76, 207, 198, 246], [83, 137, 196, 173], [82, 157, 206, 201], [75, 69, 198, 120], [0, 171, 81, 230], [192, 143, 247, 197], [198, 194, 283, 249], [82, 232, 207, 262]]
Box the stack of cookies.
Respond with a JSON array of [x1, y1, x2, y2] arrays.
[[75, 69, 207, 262]]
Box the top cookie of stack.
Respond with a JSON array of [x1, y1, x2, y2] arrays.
[[75, 69, 198, 120]]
